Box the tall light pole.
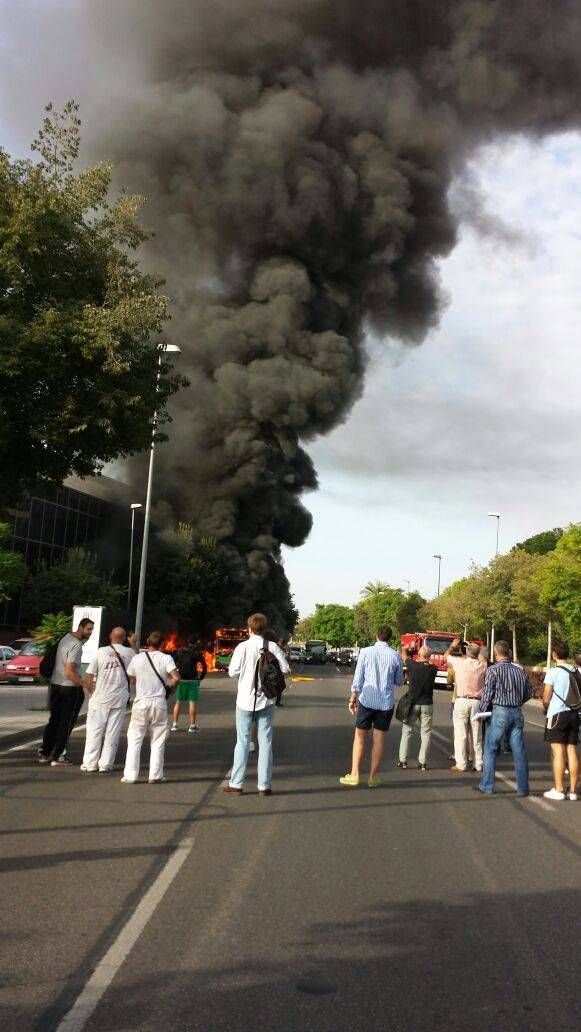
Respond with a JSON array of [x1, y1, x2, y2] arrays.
[[488, 511, 501, 556], [488, 512, 501, 655], [433, 554, 442, 597], [128, 503, 142, 612], [404, 579, 410, 595], [134, 344, 181, 647]]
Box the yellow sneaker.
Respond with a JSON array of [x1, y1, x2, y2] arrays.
[[339, 773, 360, 787], [368, 776, 381, 788]]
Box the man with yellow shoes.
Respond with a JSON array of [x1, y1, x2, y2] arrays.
[[339, 627, 404, 789]]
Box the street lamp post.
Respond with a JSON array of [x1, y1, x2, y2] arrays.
[[134, 344, 181, 647], [487, 513, 501, 653], [128, 503, 142, 612], [488, 511, 501, 556], [433, 554, 442, 597]]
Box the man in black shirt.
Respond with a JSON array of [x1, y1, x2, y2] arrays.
[[397, 645, 438, 771]]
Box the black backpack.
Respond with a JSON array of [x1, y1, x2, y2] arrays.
[[39, 635, 67, 681], [175, 646, 203, 681], [555, 666, 581, 712], [253, 638, 286, 714]]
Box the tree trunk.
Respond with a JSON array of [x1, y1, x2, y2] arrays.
[[512, 623, 518, 663], [463, 623, 468, 640], [491, 625, 496, 654]]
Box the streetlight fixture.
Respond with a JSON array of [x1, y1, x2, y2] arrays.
[[134, 343, 182, 647], [487, 512, 501, 655], [433, 554, 442, 597], [128, 503, 142, 612], [488, 512, 501, 556]]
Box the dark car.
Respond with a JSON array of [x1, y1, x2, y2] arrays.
[[4, 641, 44, 684]]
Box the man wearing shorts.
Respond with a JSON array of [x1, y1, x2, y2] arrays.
[[542, 642, 580, 801], [340, 627, 403, 788], [170, 639, 207, 733]]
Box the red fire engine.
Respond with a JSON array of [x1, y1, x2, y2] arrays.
[[400, 631, 484, 686]]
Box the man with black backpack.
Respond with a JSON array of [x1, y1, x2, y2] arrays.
[[542, 642, 581, 801], [170, 639, 207, 733], [80, 627, 136, 773], [223, 612, 289, 797], [38, 617, 94, 767]]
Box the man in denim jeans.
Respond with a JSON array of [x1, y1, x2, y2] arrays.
[[475, 640, 531, 797], [223, 612, 290, 797]]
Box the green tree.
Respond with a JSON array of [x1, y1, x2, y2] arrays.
[[514, 527, 563, 556], [0, 102, 186, 495], [31, 611, 72, 651], [541, 524, 581, 646], [21, 547, 124, 626], [353, 588, 404, 645], [310, 603, 355, 647], [360, 580, 390, 599], [145, 525, 230, 631], [0, 522, 26, 601], [294, 615, 314, 641], [394, 591, 426, 636]]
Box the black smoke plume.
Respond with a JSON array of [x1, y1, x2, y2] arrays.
[[82, 1, 581, 627]]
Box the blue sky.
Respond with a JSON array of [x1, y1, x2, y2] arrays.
[[1, 4, 580, 617]]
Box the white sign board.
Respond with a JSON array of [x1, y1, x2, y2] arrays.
[[72, 606, 104, 665]]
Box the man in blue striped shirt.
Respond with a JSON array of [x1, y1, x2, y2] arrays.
[[340, 627, 403, 788], [476, 640, 531, 796]]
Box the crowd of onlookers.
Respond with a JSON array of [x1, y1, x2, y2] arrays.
[[34, 615, 580, 801]]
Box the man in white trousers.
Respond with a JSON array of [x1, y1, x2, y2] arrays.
[[122, 631, 179, 784], [81, 627, 135, 773]]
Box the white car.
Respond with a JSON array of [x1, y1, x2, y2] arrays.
[[0, 646, 17, 680]]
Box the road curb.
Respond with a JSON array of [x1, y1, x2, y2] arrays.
[[0, 716, 87, 754]]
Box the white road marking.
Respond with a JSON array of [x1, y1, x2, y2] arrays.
[[429, 728, 555, 812], [56, 828, 199, 1032], [2, 722, 87, 754]]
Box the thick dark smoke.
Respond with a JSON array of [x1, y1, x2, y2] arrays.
[[81, 1, 581, 628]]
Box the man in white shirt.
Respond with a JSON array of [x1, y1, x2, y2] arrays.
[[223, 613, 290, 796], [121, 631, 180, 784], [81, 627, 135, 773]]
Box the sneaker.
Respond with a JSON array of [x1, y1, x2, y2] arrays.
[[80, 765, 98, 773], [396, 761, 407, 769], [149, 777, 166, 784], [120, 777, 137, 783], [418, 763, 428, 772], [222, 785, 243, 795], [450, 765, 467, 773], [170, 723, 178, 732], [188, 724, 201, 734], [249, 741, 256, 753], [368, 776, 381, 788], [569, 792, 578, 801], [50, 758, 72, 767], [258, 788, 272, 796], [98, 767, 114, 774], [339, 773, 360, 787], [543, 788, 566, 801], [38, 755, 51, 764]]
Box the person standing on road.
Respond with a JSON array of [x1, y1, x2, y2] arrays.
[[340, 627, 403, 789], [397, 645, 437, 772], [170, 639, 207, 733], [38, 618, 94, 767], [542, 642, 580, 801], [222, 612, 290, 797], [445, 638, 487, 774], [81, 627, 135, 773], [121, 631, 180, 784], [475, 640, 531, 797]]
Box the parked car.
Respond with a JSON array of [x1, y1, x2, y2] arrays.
[[0, 646, 17, 680], [289, 646, 305, 663], [9, 637, 32, 654], [4, 640, 45, 684]]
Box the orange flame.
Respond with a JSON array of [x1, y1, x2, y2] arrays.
[[162, 633, 183, 653], [204, 650, 218, 672]]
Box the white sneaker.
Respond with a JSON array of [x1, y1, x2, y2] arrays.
[[543, 788, 566, 801], [188, 724, 200, 734], [80, 765, 98, 773], [569, 792, 578, 801], [249, 741, 256, 753], [170, 723, 178, 732], [121, 777, 137, 784]]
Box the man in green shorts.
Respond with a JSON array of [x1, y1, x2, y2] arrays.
[[170, 640, 207, 733]]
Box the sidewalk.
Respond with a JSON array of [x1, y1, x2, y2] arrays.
[[0, 684, 87, 748]]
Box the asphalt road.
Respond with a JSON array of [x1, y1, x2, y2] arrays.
[[1, 668, 580, 1032]]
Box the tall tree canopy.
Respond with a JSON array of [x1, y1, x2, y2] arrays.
[[0, 102, 186, 495]]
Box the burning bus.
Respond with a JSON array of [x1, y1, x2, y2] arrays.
[[209, 627, 248, 671]]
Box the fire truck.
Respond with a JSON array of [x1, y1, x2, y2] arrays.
[[400, 631, 484, 686]]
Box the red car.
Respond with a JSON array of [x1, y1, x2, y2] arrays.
[[4, 640, 44, 684]]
